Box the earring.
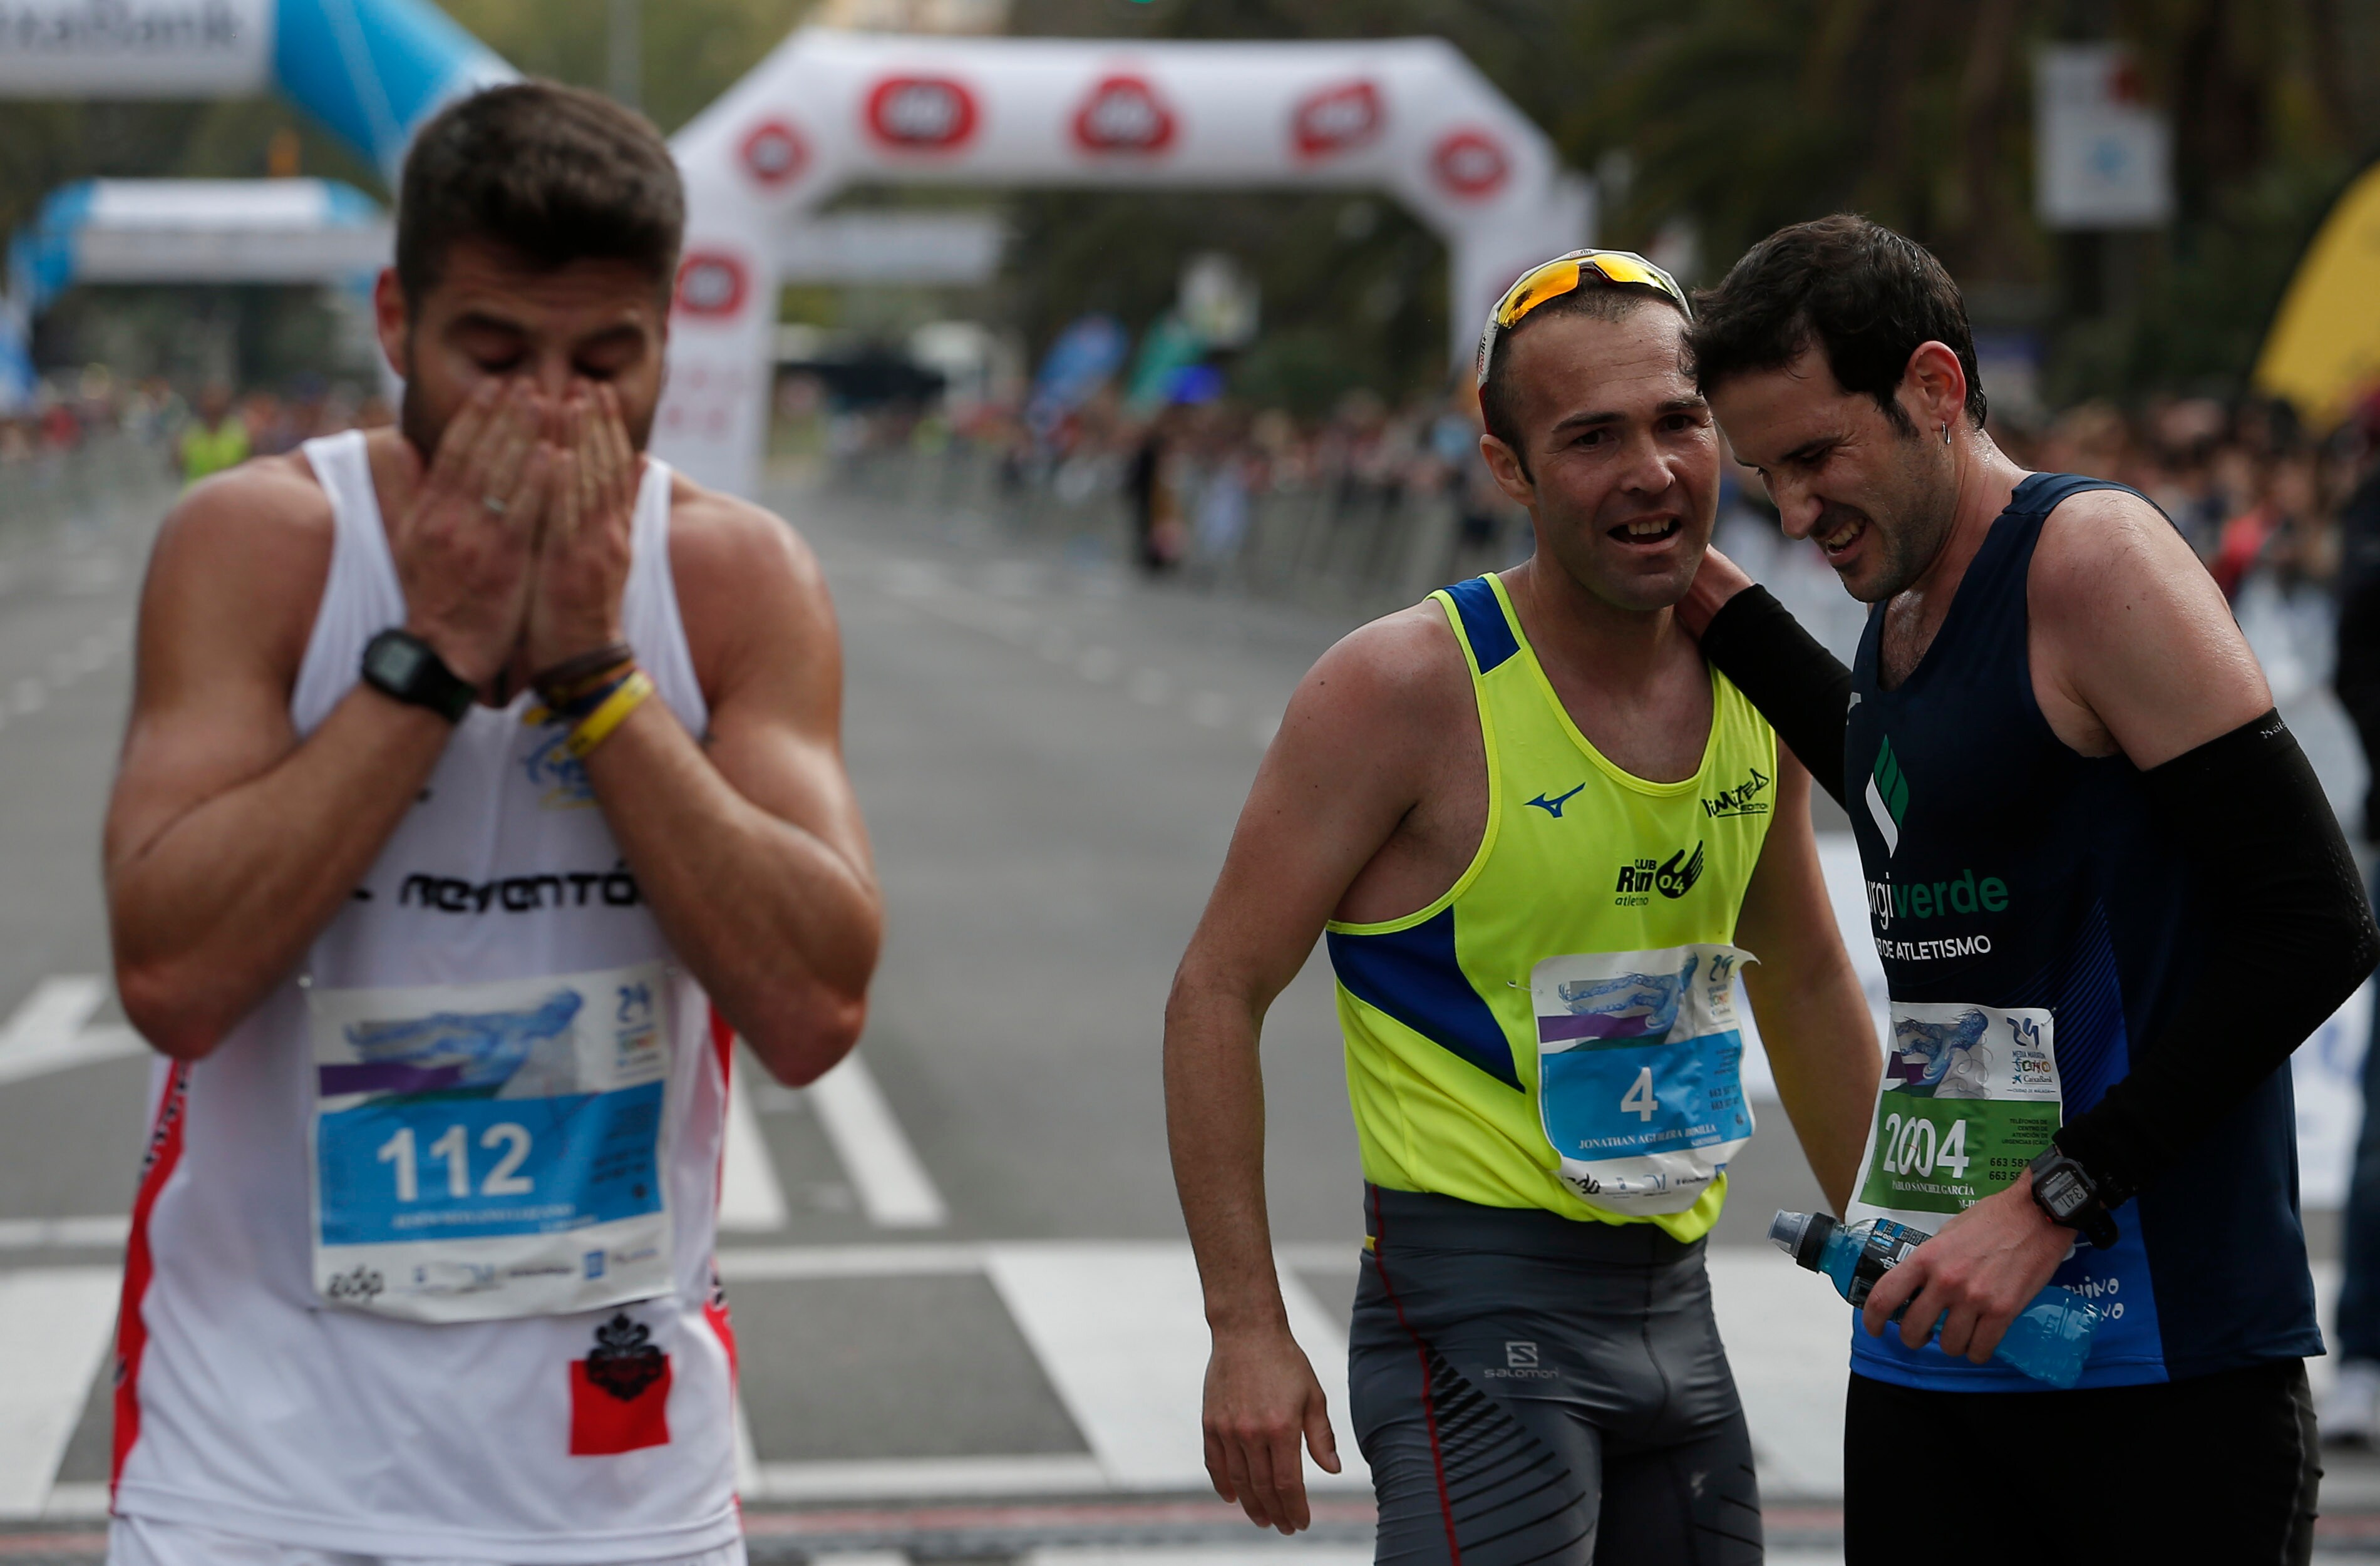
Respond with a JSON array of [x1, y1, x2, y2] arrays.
[[1940, 423, 1951, 445]]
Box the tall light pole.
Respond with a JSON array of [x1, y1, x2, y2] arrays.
[[608, 0, 641, 110]]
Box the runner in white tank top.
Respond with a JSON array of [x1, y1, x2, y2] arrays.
[[101, 85, 880, 1565]]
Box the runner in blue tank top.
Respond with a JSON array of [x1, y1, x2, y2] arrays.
[[1676, 216, 2376, 1565]]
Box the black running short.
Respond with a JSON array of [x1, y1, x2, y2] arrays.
[[1843, 1360, 2319, 1566], [1349, 1185, 1763, 1566]]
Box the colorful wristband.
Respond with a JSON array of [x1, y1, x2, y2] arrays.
[[562, 669, 654, 760], [533, 641, 634, 699]]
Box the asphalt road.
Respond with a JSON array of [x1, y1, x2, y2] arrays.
[[5, 456, 2374, 1563]]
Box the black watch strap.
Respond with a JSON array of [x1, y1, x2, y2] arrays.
[[361, 629, 475, 724], [2029, 1143, 2120, 1250]]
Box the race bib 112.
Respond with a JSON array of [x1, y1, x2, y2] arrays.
[[306, 962, 677, 1324]]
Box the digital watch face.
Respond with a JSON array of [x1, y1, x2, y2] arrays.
[[366, 635, 427, 691]]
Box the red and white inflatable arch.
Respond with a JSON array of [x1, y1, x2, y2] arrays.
[[655, 29, 1593, 495]]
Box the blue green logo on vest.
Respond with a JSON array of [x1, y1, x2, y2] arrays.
[[1866, 736, 1910, 855]]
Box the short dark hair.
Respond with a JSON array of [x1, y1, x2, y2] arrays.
[[1479, 282, 1684, 477], [1687, 214, 1986, 433], [395, 81, 685, 309]]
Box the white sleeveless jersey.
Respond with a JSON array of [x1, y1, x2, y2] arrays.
[[109, 431, 741, 1563]]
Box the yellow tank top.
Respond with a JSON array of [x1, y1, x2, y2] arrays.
[[181, 419, 250, 486], [1326, 574, 1778, 1242]]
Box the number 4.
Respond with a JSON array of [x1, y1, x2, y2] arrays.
[[1622, 1067, 1657, 1123], [1936, 1118, 1970, 1179]]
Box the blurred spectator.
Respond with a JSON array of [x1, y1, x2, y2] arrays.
[[179, 382, 250, 487]]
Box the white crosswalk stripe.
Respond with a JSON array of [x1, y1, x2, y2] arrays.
[[0, 976, 142, 1088], [985, 1244, 1368, 1493], [806, 1051, 948, 1229], [0, 1267, 118, 1517], [719, 1063, 790, 1232]]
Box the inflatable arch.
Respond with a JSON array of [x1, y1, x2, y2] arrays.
[[657, 29, 1592, 494], [0, 6, 1593, 495]]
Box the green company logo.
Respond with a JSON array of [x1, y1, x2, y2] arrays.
[[1866, 736, 1910, 855]]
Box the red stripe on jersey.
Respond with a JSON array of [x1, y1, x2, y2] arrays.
[[112, 1061, 192, 1501]]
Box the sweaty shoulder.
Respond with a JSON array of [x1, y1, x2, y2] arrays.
[[143, 451, 336, 679], [1285, 597, 1471, 762], [2027, 483, 2269, 764], [664, 469, 834, 696]]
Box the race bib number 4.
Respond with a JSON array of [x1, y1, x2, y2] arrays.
[[1851, 1001, 2058, 1228], [1531, 944, 1755, 1215], [307, 963, 677, 1323]]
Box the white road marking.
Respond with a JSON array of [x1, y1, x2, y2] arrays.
[[0, 1240, 1877, 1510], [0, 977, 105, 1055], [807, 1052, 948, 1229], [0, 1217, 128, 1251], [40, 1480, 107, 1518], [751, 1454, 1105, 1501], [0, 1266, 119, 1517], [718, 1059, 790, 1232], [0, 977, 145, 1088], [810, 1552, 915, 1566], [1705, 1250, 1854, 1499], [984, 1244, 1368, 1493], [718, 1243, 985, 1280]]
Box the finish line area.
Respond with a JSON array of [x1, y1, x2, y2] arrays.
[[0, 462, 2373, 1563]]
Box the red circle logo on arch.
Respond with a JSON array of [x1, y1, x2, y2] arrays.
[[1073, 74, 1175, 154], [673, 252, 748, 319], [1292, 80, 1382, 158], [866, 75, 979, 151], [740, 120, 809, 188], [1432, 129, 1510, 198]]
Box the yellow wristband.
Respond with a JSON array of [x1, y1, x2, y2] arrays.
[[562, 669, 654, 760]]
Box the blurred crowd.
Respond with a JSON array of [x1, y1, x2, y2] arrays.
[[808, 373, 2380, 621], [0, 366, 393, 480]]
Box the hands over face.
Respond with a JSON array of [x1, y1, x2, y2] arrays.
[[391, 379, 552, 687], [527, 383, 639, 675], [387, 379, 641, 690]]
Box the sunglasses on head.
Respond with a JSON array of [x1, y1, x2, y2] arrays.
[[1474, 249, 1691, 389]]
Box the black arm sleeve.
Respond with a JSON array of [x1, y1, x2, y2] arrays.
[[1698, 585, 1854, 808], [2054, 710, 2380, 1205]]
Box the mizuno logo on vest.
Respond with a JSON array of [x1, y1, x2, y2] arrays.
[[1867, 736, 1910, 855], [1527, 783, 1587, 818]]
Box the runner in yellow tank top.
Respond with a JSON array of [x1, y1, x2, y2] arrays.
[[1165, 252, 1882, 1563]]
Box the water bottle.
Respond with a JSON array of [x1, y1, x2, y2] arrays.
[[1769, 1209, 2101, 1389]]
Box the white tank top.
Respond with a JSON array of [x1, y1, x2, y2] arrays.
[[110, 431, 740, 1562]]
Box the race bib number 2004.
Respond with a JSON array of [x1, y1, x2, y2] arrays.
[[1848, 1001, 2059, 1230], [1531, 944, 1755, 1215], [306, 963, 676, 1323]]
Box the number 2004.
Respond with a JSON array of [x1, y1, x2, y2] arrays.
[[1878, 1112, 1971, 1180]]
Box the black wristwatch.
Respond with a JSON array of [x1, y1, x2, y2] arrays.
[[2029, 1144, 2120, 1250], [361, 629, 475, 723]]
